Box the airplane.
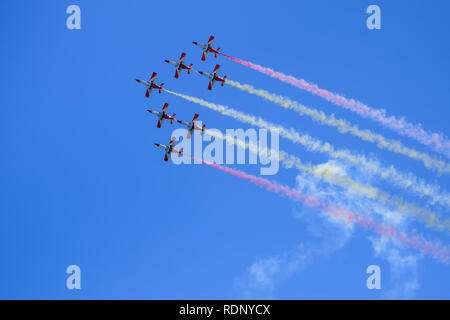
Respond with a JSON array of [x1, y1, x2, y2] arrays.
[[164, 53, 193, 79], [193, 35, 221, 61], [135, 72, 164, 98], [147, 103, 176, 128], [177, 113, 205, 139], [197, 65, 227, 90], [155, 137, 184, 162]]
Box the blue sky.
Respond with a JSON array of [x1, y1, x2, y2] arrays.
[[1, 0, 449, 299]]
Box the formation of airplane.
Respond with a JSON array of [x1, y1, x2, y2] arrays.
[[177, 113, 206, 139], [136, 72, 164, 97], [147, 103, 176, 128], [136, 35, 227, 161], [198, 65, 227, 90], [165, 53, 193, 79], [154, 137, 184, 162], [193, 35, 221, 61]]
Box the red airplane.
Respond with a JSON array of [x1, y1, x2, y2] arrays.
[[147, 103, 176, 128], [177, 113, 205, 139], [193, 35, 221, 61], [135, 72, 164, 98], [155, 137, 183, 162], [198, 65, 227, 90], [164, 53, 193, 79]]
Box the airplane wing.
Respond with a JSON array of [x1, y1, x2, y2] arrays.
[[175, 69, 180, 79], [202, 51, 209, 61], [157, 119, 162, 128], [178, 53, 186, 64], [169, 136, 176, 146], [146, 87, 152, 97], [192, 114, 199, 122], [207, 35, 214, 45], [150, 72, 157, 82], [162, 103, 169, 112], [212, 64, 220, 75], [164, 153, 169, 162], [208, 80, 214, 90]]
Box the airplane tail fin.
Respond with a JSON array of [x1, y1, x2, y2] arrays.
[[221, 76, 227, 86], [159, 83, 164, 93], [188, 64, 193, 74], [178, 147, 184, 157], [170, 114, 176, 124], [214, 48, 221, 58]]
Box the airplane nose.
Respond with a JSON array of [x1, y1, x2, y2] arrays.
[[164, 60, 169, 63]]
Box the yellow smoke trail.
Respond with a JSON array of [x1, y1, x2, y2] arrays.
[[165, 88, 450, 209], [204, 128, 450, 233], [226, 79, 450, 177]]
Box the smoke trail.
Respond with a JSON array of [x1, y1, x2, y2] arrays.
[[226, 79, 450, 176], [219, 53, 450, 159], [204, 129, 450, 233], [166, 88, 450, 232], [185, 154, 450, 265], [164, 88, 450, 226]]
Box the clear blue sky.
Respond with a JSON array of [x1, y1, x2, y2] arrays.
[[1, 0, 449, 299]]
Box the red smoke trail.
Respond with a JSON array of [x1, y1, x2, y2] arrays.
[[187, 154, 450, 264], [219, 53, 450, 159]]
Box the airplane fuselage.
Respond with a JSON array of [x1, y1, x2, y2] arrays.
[[199, 71, 213, 80], [179, 120, 195, 133], [166, 60, 179, 69], [149, 110, 165, 120], [160, 144, 173, 155], [156, 143, 169, 151], [195, 41, 216, 57]]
